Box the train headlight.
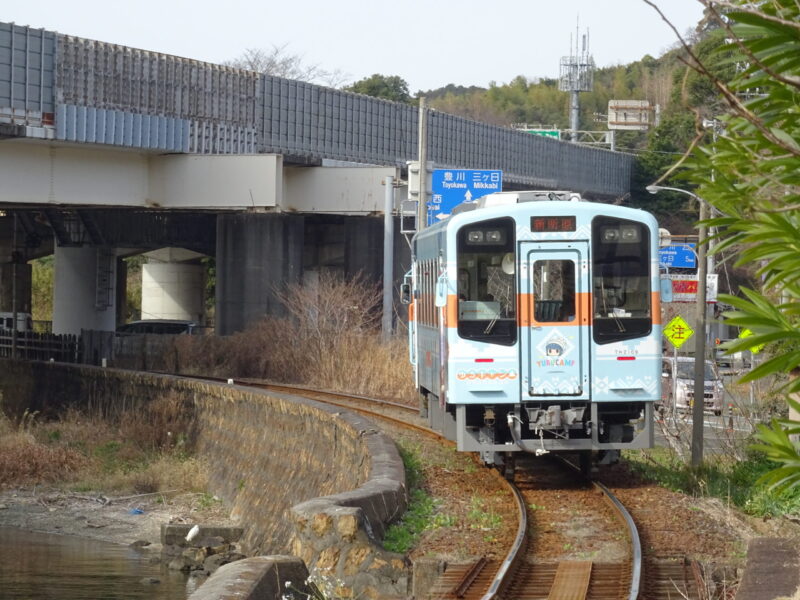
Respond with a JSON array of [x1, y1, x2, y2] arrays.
[[601, 227, 620, 242], [620, 226, 640, 242], [601, 226, 640, 243], [467, 230, 484, 243], [485, 230, 504, 243]]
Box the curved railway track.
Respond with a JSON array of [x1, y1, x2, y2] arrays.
[[177, 375, 643, 600], [427, 454, 641, 600]]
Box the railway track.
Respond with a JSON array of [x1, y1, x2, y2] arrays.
[[176, 375, 708, 600], [425, 454, 640, 600]]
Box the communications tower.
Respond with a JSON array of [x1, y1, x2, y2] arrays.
[[559, 25, 595, 142]]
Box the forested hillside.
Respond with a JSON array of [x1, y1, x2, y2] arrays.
[[410, 16, 731, 232]]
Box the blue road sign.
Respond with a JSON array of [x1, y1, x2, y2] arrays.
[[659, 243, 696, 269], [429, 169, 502, 225]]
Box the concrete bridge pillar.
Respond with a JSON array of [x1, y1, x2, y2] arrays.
[[53, 245, 117, 334], [216, 213, 304, 335], [141, 248, 206, 323]]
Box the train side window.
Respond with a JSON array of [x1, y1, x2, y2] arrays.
[[456, 217, 516, 346]]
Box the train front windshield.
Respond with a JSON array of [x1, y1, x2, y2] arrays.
[[456, 217, 517, 346], [591, 216, 652, 344]]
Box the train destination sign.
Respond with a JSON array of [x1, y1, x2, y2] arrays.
[[429, 169, 503, 225]]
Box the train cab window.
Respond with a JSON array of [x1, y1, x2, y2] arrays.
[[592, 216, 652, 344], [533, 260, 575, 322], [456, 217, 516, 346]]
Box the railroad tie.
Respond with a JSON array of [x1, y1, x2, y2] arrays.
[[547, 560, 593, 600]]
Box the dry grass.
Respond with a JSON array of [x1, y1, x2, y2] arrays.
[[167, 273, 416, 402], [76, 456, 209, 495], [118, 390, 196, 451], [0, 391, 206, 494], [0, 431, 88, 485]]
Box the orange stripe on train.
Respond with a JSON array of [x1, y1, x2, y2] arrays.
[[439, 293, 662, 328]]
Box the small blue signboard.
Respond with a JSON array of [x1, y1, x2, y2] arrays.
[[659, 243, 696, 269], [429, 169, 503, 225]]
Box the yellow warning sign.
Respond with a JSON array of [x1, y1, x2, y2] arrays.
[[664, 315, 694, 349]]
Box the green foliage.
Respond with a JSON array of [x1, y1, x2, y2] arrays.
[[345, 74, 411, 103], [718, 288, 800, 391], [202, 256, 216, 314], [677, 1, 800, 484], [382, 442, 456, 553], [30, 256, 53, 322], [124, 255, 144, 321], [396, 443, 424, 490], [196, 492, 221, 509], [383, 488, 439, 553], [625, 448, 800, 516], [466, 496, 502, 530]]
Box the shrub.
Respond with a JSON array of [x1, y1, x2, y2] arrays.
[[167, 273, 416, 402]]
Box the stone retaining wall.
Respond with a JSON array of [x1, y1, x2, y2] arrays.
[[0, 359, 409, 598]]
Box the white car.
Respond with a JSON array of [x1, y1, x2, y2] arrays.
[[660, 357, 724, 416]]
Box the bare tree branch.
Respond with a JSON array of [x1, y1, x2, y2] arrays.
[[642, 0, 800, 158], [223, 45, 349, 87], [651, 68, 706, 186]]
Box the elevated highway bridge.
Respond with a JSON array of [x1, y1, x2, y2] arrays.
[[0, 21, 634, 335]]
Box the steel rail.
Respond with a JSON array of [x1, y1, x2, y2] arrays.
[[239, 379, 418, 414], [505, 416, 641, 599], [595, 479, 642, 600], [478, 479, 528, 600], [556, 455, 642, 600]]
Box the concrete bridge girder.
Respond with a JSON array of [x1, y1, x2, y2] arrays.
[[1, 139, 411, 334], [0, 141, 283, 210]]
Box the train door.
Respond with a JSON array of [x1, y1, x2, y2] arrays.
[[520, 241, 590, 398]]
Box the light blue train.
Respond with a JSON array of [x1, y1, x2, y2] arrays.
[[403, 191, 665, 472]]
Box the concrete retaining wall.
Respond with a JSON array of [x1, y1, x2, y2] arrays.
[[0, 359, 409, 598]]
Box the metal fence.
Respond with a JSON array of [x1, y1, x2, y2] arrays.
[[0, 22, 57, 125], [1, 21, 633, 197]]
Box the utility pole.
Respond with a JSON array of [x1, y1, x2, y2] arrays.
[[382, 176, 395, 342], [691, 198, 709, 467], [646, 185, 710, 467], [11, 212, 17, 359], [417, 97, 428, 231]]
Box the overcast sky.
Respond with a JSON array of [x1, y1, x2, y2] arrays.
[[6, 0, 704, 92]]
